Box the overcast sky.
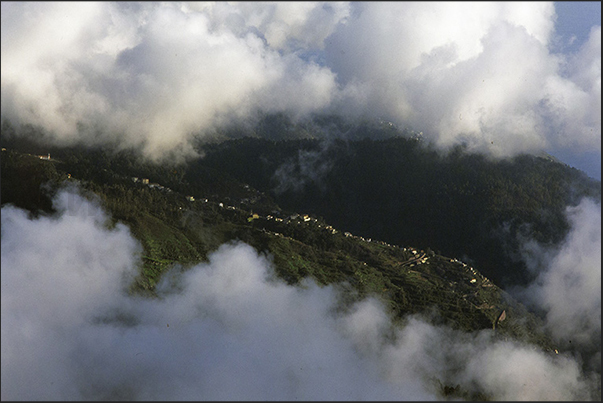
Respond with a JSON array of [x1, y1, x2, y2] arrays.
[[1, 4, 601, 399], [1, 2, 600, 178]]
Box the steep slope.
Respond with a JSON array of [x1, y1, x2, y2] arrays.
[[1, 146, 556, 356], [196, 136, 601, 287]]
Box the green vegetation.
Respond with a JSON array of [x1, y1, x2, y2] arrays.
[[1, 142, 558, 351], [2, 117, 599, 400], [196, 136, 601, 287], [8, 125, 596, 398], [0, 148, 63, 215]]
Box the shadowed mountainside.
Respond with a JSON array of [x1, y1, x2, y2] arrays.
[[2, 121, 600, 399]]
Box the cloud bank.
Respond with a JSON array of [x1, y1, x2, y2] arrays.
[[1, 187, 599, 400], [1, 2, 600, 163], [514, 197, 601, 376]]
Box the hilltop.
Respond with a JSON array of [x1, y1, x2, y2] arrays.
[[1, 122, 600, 399], [0, 144, 560, 342]]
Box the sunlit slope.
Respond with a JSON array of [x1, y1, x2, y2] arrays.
[[2, 146, 558, 353]]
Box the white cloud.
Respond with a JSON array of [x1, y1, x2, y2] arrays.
[[1, 187, 598, 400], [1, 2, 599, 164], [511, 197, 601, 391], [324, 2, 600, 158], [1, 186, 141, 400], [517, 198, 601, 347], [543, 26, 601, 152], [0, 2, 340, 160]]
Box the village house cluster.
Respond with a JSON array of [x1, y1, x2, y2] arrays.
[[19, 147, 496, 301], [132, 177, 174, 194], [127, 172, 489, 291]]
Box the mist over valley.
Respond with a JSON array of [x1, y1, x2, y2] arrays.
[[1, 2, 600, 400]]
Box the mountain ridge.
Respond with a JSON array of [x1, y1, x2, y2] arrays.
[[2, 125, 600, 398], [0, 144, 562, 345]]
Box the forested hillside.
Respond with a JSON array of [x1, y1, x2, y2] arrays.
[[2, 119, 601, 398], [196, 135, 601, 287], [0, 143, 555, 352]]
